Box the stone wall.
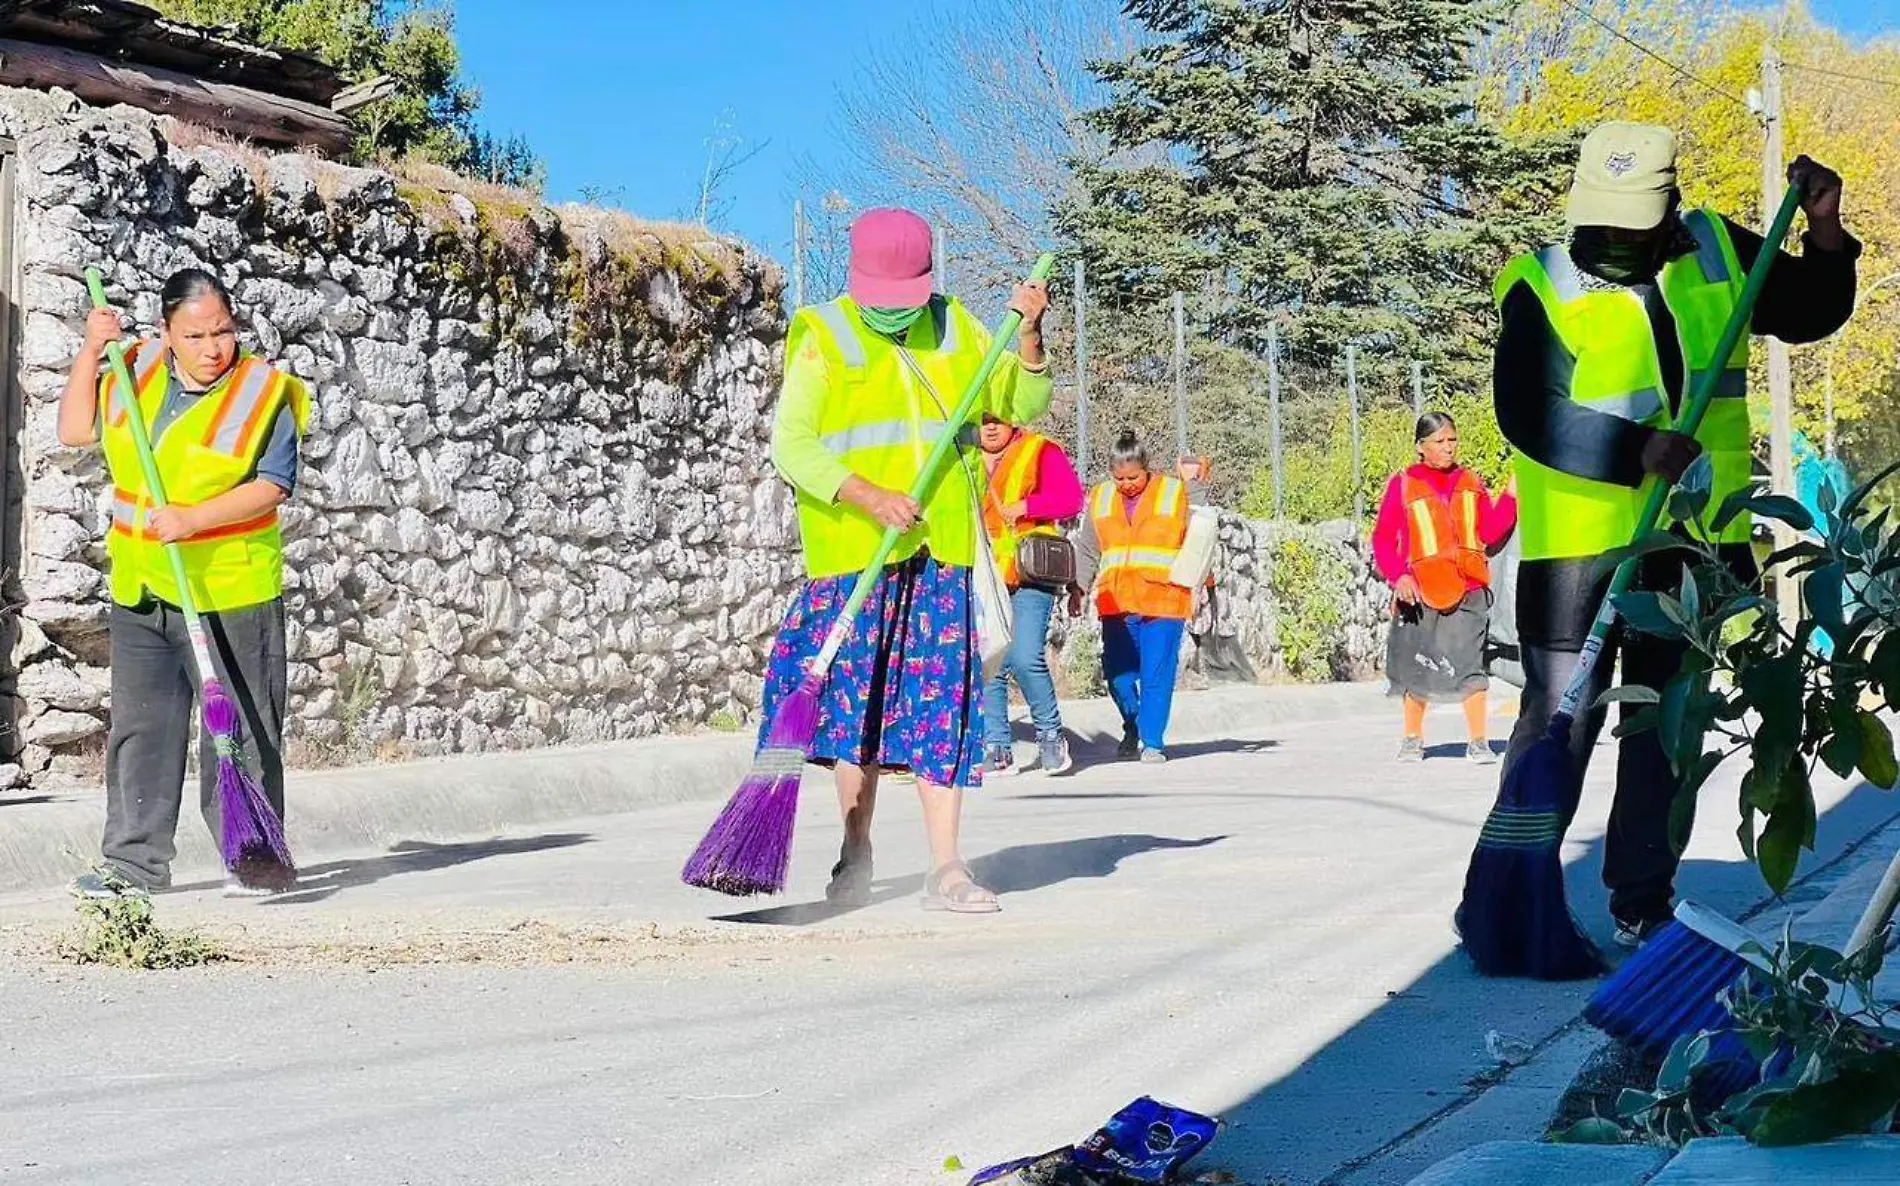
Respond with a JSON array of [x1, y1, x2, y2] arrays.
[[0, 90, 801, 787]]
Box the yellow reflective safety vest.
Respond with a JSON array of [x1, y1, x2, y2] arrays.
[[1495, 209, 1752, 561], [788, 296, 998, 579], [99, 341, 312, 612]]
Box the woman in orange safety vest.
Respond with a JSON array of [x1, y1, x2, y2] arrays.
[[1071, 430, 1195, 763], [1371, 412, 1516, 764]]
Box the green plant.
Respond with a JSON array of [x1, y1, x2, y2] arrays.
[[1605, 456, 1900, 893], [1268, 535, 1350, 682], [56, 895, 228, 970], [1553, 928, 1900, 1148], [1062, 622, 1108, 699], [707, 709, 743, 734]]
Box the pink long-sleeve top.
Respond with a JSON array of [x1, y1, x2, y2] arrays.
[[985, 436, 1085, 524], [1371, 465, 1517, 590]]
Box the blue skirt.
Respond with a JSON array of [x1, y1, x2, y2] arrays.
[[758, 553, 984, 789]]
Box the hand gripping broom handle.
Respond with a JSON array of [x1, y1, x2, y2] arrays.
[[85, 268, 224, 686], [807, 253, 1056, 676], [1553, 188, 1805, 720]]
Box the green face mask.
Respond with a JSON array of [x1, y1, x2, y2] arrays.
[[859, 304, 926, 336]]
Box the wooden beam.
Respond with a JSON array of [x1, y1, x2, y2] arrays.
[[331, 74, 398, 115], [0, 36, 351, 153]]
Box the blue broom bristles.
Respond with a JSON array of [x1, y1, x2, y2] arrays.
[[1584, 905, 1780, 1101], [1457, 717, 1606, 981]]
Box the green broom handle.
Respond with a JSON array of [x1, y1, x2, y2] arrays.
[[84, 269, 220, 677], [810, 253, 1056, 671], [1557, 187, 1806, 719]]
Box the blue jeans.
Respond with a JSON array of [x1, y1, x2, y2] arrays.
[[1101, 613, 1186, 751], [983, 585, 1062, 747]]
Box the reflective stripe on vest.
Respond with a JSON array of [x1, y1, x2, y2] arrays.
[[101, 340, 168, 428], [821, 420, 978, 453]]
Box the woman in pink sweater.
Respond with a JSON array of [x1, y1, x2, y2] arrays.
[[1371, 413, 1517, 763]]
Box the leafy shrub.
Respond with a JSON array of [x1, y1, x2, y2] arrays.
[[1268, 534, 1352, 681]]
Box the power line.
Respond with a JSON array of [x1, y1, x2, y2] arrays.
[[1558, 0, 1754, 111], [1783, 60, 1900, 90]]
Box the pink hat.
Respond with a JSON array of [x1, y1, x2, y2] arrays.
[[848, 208, 934, 308]]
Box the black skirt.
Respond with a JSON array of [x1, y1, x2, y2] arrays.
[[1385, 589, 1491, 702]]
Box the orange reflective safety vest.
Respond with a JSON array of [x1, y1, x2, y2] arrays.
[[1090, 475, 1191, 620], [981, 431, 1062, 586], [1401, 468, 1491, 612], [99, 340, 311, 613]]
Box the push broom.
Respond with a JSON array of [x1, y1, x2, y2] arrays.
[[87, 268, 297, 892], [683, 253, 1057, 897], [1458, 184, 1804, 980], [1584, 830, 1900, 1099]]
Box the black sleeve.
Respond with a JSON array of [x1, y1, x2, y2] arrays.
[[1493, 282, 1657, 490], [1723, 216, 1861, 345]]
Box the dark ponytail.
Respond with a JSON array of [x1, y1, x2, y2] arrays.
[[1414, 411, 1457, 443], [1110, 428, 1148, 471], [159, 268, 235, 326]]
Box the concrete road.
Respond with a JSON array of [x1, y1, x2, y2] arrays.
[[2, 697, 1895, 1186]]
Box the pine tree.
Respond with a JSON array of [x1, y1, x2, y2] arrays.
[[1061, 0, 1568, 389]]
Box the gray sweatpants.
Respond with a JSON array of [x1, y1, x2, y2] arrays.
[[102, 597, 288, 889]]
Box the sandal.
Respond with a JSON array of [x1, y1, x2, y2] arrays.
[[922, 861, 1000, 914], [825, 842, 874, 907]]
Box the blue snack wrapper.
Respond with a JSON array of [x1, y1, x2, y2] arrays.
[[1071, 1097, 1219, 1183]]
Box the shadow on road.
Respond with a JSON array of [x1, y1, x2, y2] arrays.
[[1201, 780, 1900, 1184], [167, 833, 595, 904], [711, 832, 1229, 927], [0, 795, 57, 808]]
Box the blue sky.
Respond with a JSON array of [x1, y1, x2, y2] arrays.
[[455, 0, 1899, 266]]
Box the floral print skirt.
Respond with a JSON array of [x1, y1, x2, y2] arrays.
[[758, 552, 984, 789]]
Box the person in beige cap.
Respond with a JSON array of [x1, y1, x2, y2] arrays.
[[1490, 121, 1858, 949]]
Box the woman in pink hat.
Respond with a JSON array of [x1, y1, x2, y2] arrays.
[[764, 208, 1051, 913]]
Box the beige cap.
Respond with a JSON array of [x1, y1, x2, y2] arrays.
[[1567, 122, 1678, 229]]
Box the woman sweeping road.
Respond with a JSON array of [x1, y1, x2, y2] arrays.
[[1372, 412, 1516, 764], [58, 269, 310, 898], [763, 208, 1052, 913]]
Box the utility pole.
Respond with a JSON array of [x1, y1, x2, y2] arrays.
[[1412, 360, 1425, 417], [934, 225, 947, 294], [1172, 292, 1189, 465], [1347, 344, 1363, 532], [1762, 35, 1798, 627], [791, 199, 806, 310], [1267, 322, 1285, 521], [1075, 260, 1090, 481]]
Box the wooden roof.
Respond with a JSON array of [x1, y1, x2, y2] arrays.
[[0, 0, 347, 105]]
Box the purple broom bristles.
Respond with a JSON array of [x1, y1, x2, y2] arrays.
[[204, 678, 297, 891], [682, 677, 820, 896]]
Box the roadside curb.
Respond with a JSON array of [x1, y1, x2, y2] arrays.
[[0, 680, 1389, 897]]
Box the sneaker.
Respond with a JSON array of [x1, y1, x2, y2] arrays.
[[1398, 736, 1425, 763], [1139, 747, 1168, 765], [70, 867, 148, 900], [984, 745, 1016, 778], [1117, 726, 1141, 760], [1466, 740, 1499, 765], [1612, 913, 1673, 949], [1037, 733, 1073, 776]]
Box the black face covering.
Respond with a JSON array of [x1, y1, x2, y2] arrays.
[[1570, 224, 1670, 284]]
